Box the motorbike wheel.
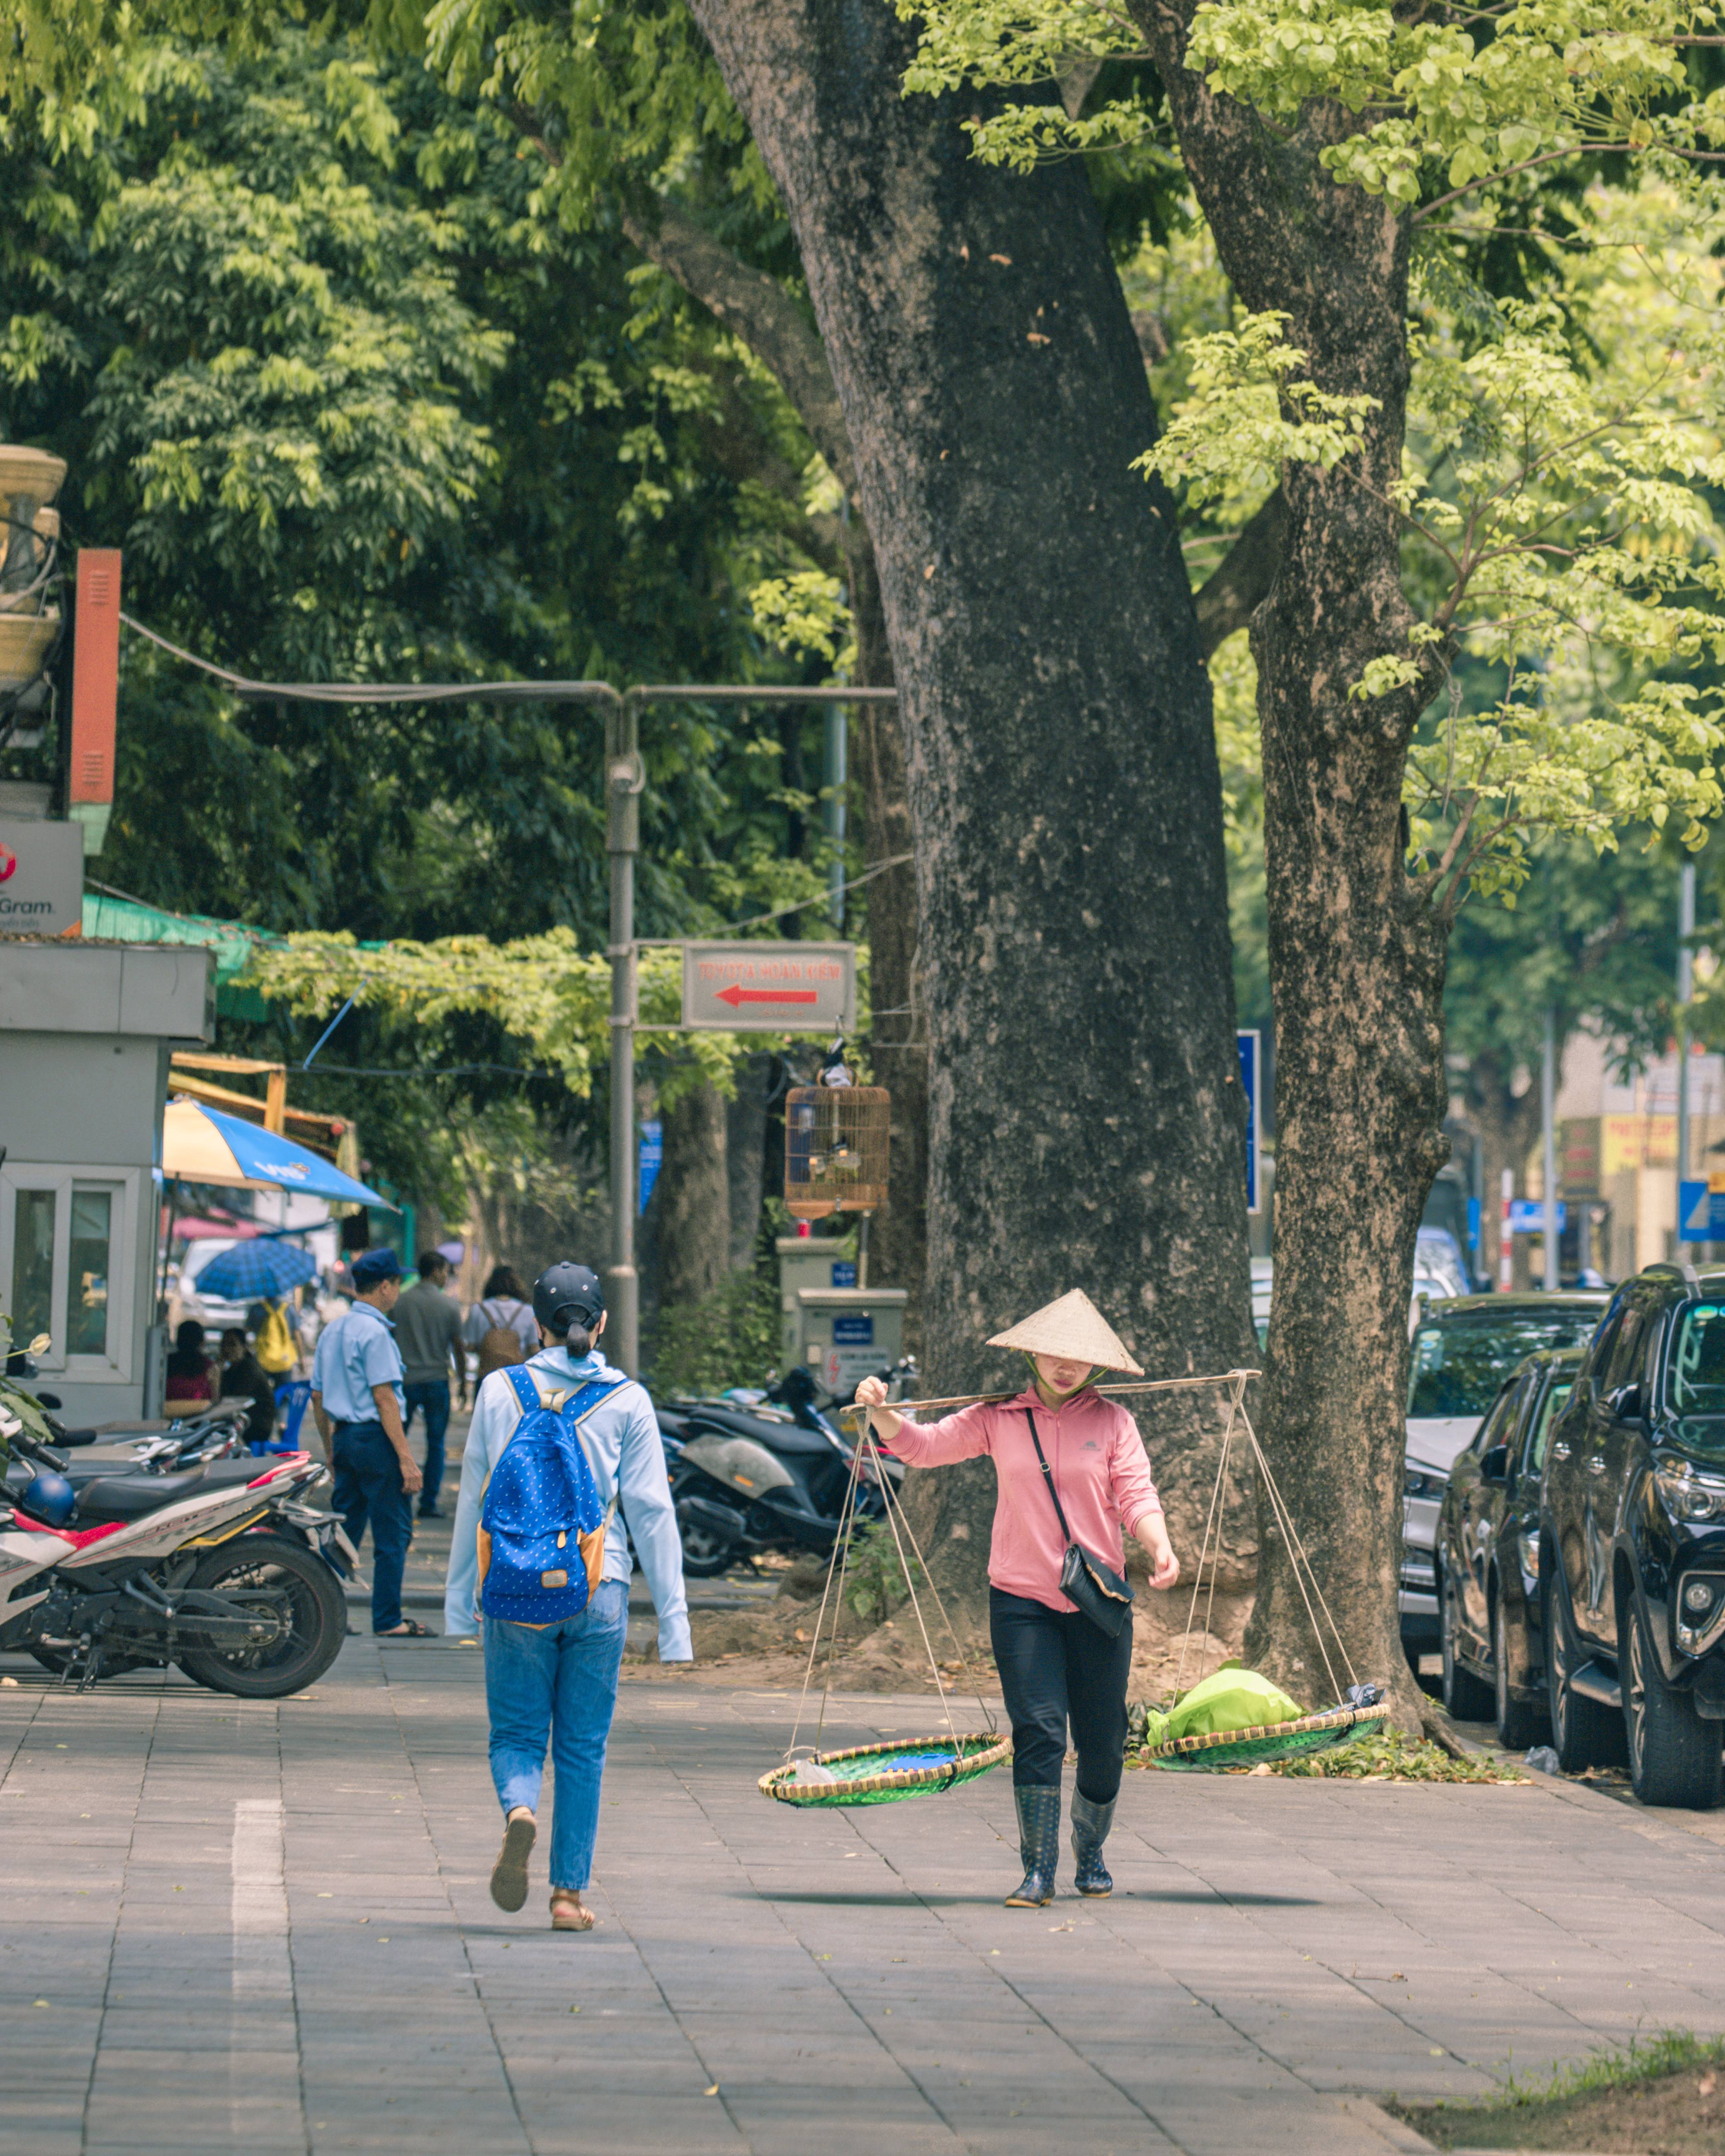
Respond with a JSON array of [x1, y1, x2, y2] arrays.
[[176, 1535, 346, 1698], [670, 1473, 741, 1578]]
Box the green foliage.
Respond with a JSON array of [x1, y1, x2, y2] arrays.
[[843, 1516, 928, 1628], [1395, 2026, 1725, 2146], [642, 1267, 780, 1397]]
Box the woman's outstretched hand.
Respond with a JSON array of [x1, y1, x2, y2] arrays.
[[853, 1372, 903, 1443], [1139, 1514, 1180, 1591], [854, 1374, 888, 1410]]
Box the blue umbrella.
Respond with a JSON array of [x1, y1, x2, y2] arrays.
[[193, 1240, 319, 1301]]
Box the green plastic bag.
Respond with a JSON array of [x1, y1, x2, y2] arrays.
[[1139, 1663, 1307, 1750]]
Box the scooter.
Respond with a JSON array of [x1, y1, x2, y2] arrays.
[[0, 1409, 348, 1697], [658, 1363, 909, 1578]]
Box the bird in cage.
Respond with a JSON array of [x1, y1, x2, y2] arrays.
[[817, 1035, 853, 1088]]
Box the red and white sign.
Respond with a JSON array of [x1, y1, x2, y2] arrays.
[[681, 941, 855, 1034]]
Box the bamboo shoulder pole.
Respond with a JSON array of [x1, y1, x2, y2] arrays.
[[836, 1370, 1260, 1420]]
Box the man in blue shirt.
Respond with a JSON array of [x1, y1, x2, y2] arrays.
[[311, 1248, 426, 1637], [444, 1262, 689, 1931]]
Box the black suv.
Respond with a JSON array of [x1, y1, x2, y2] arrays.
[[1541, 1263, 1725, 1807]]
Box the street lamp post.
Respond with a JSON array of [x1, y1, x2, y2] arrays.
[[1678, 859, 1696, 1257]]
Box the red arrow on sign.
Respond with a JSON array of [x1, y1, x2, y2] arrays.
[[717, 983, 819, 1008]]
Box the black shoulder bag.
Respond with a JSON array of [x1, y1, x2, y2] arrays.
[[1023, 1408, 1136, 1639]]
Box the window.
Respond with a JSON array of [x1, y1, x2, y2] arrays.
[[1473, 1378, 1527, 1456], [1528, 1378, 1576, 1474], [0, 1168, 135, 1378], [1407, 1305, 1607, 1419], [1667, 1303, 1725, 1414]]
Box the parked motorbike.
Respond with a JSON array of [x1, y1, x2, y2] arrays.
[[0, 1410, 347, 1697], [657, 1362, 911, 1578]]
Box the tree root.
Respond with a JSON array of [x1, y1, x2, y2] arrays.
[[1417, 1695, 1470, 1760]]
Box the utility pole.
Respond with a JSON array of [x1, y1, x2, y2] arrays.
[[1542, 1006, 1559, 1292], [1678, 858, 1696, 1256], [606, 692, 643, 1379], [824, 703, 847, 930]]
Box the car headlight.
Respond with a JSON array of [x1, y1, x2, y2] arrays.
[[1654, 1463, 1725, 1523], [1518, 1530, 1540, 1582], [1404, 1468, 1448, 1501]]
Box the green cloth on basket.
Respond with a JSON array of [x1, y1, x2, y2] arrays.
[[1140, 1663, 1306, 1750]]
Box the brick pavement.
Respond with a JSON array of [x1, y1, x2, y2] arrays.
[[3, 1640, 1725, 2154]]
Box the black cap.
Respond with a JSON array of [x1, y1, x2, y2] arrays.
[[533, 1262, 605, 1336]]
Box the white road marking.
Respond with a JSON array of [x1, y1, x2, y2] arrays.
[[230, 1796, 305, 2149]]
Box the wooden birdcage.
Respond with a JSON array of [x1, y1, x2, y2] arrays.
[[783, 1086, 890, 1219]]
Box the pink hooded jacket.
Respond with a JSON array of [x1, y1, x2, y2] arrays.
[[879, 1385, 1162, 1614]]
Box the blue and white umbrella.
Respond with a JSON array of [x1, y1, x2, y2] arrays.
[[192, 1239, 319, 1301], [163, 1097, 389, 1208]]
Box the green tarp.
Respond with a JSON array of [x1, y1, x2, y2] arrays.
[[80, 891, 283, 1018]]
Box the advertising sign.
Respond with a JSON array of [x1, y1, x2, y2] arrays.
[[681, 941, 856, 1033], [0, 818, 83, 937]]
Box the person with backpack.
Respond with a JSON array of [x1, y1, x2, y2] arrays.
[[463, 1265, 539, 1383], [443, 1262, 690, 1932]]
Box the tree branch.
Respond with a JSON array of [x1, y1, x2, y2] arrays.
[[1193, 488, 1285, 657], [619, 198, 859, 496]]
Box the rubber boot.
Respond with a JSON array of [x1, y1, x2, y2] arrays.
[[1005, 1784, 1061, 1907], [1070, 1789, 1116, 1898]]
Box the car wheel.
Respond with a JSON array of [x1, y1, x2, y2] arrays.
[[1622, 1595, 1723, 1810], [1543, 1573, 1624, 1772], [1440, 1565, 1494, 1721], [1493, 1593, 1545, 1752]]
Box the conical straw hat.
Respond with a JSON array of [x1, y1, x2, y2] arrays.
[[987, 1289, 1144, 1376]]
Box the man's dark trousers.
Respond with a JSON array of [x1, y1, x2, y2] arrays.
[[331, 1420, 412, 1633], [402, 1379, 451, 1515]]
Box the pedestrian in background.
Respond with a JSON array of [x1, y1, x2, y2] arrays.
[[445, 1263, 690, 1933], [464, 1265, 537, 1383], [311, 1248, 429, 1638], [394, 1249, 466, 1520], [163, 1318, 217, 1408], [217, 1327, 277, 1448]]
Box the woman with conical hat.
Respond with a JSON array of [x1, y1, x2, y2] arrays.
[[856, 1290, 1178, 1907]]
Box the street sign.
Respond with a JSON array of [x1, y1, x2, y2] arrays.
[[1508, 1199, 1567, 1234], [1680, 1179, 1725, 1241], [0, 817, 83, 936], [681, 941, 856, 1033], [638, 1119, 663, 1214], [1238, 1030, 1261, 1214]]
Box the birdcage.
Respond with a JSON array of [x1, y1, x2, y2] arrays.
[[783, 1086, 890, 1219]]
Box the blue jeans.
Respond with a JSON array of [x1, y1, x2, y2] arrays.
[[402, 1380, 451, 1513], [484, 1579, 629, 1891], [331, 1421, 413, 1634]]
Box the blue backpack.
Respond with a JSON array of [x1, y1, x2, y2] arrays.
[[477, 1368, 623, 1624]]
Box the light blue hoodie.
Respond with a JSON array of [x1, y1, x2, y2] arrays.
[[442, 1345, 691, 1659]]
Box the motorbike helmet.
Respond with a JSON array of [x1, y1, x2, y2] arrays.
[[21, 1470, 76, 1529], [532, 1262, 605, 1339]]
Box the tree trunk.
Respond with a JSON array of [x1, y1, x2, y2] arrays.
[[622, 192, 929, 1339], [649, 1080, 732, 1308], [690, 0, 1255, 1602], [1135, 5, 1451, 1722], [1466, 1051, 1543, 1292]]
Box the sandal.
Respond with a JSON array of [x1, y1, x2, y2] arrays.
[[490, 1810, 536, 1912], [550, 1891, 595, 1932], [376, 1619, 431, 1637]]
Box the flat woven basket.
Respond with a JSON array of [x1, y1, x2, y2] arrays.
[[760, 1730, 1012, 1807], [1147, 1701, 1390, 1772]]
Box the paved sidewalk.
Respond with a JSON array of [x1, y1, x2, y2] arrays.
[[2, 1644, 1724, 2156]]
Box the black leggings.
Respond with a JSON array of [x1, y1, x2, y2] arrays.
[[990, 1587, 1132, 1803]]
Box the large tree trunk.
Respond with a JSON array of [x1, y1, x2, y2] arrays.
[[1136, 4, 1449, 1723], [622, 194, 928, 1335], [1466, 1051, 1544, 1291], [648, 1080, 732, 1308], [689, 0, 1254, 1601]]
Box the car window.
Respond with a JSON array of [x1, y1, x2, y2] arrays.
[[1407, 1306, 1606, 1419], [1604, 1301, 1649, 1392], [1528, 1377, 1576, 1474], [1667, 1303, 1725, 1414], [1473, 1378, 1527, 1456]]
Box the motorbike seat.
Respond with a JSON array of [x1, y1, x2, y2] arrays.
[[682, 1407, 837, 1456], [73, 1467, 209, 1523]]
